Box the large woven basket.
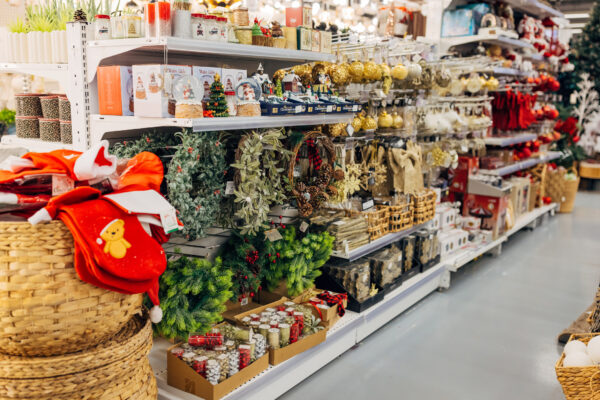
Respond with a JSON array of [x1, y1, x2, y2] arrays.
[[556, 333, 600, 400], [0, 221, 143, 356], [0, 314, 156, 400], [560, 173, 580, 213], [365, 207, 389, 241]]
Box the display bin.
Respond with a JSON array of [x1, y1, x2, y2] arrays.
[[167, 345, 269, 400], [269, 328, 327, 365], [381, 274, 404, 296], [315, 273, 385, 313], [555, 333, 600, 400]]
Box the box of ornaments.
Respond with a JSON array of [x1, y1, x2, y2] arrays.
[[235, 298, 327, 365], [167, 323, 269, 400], [291, 288, 348, 330]]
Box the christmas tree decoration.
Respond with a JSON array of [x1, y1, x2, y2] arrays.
[[206, 73, 229, 118], [263, 226, 334, 297], [166, 130, 226, 240], [147, 254, 233, 340], [231, 128, 291, 235]]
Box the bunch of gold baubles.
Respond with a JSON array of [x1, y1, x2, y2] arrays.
[[438, 73, 499, 96]]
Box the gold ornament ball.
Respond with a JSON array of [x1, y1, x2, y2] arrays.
[[363, 60, 380, 81], [378, 111, 393, 128], [330, 63, 350, 86], [362, 115, 377, 131], [351, 115, 363, 132], [349, 61, 364, 83], [392, 112, 404, 129], [391, 63, 408, 80]]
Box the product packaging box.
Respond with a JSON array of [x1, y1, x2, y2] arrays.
[[192, 66, 223, 100], [132, 64, 191, 117], [449, 156, 479, 194], [297, 27, 312, 51], [320, 30, 332, 53], [167, 345, 269, 400], [97, 66, 134, 116], [220, 68, 247, 95], [463, 193, 509, 239], [292, 288, 348, 330], [508, 177, 531, 219], [285, 6, 311, 27], [311, 29, 321, 52]]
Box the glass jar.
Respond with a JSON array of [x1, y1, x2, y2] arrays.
[[217, 17, 228, 42], [172, 0, 191, 38], [111, 14, 125, 39], [157, 1, 171, 38], [94, 14, 111, 40], [206, 15, 219, 41], [123, 14, 142, 38], [191, 13, 206, 40]]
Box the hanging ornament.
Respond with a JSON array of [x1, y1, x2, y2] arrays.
[[329, 63, 350, 86], [392, 112, 404, 129], [435, 67, 452, 88], [466, 73, 483, 93], [349, 61, 365, 83], [363, 60, 381, 81], [391, 63, 408, 80], [361, 115, 377, 132], [378, 111, 393, 128]]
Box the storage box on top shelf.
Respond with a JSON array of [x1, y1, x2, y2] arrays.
[[132, 64, 192, 118], [441, 3, 491, 37], [320, 30, 332, 53], [297, 26, 312, 51], [285, 6, 312, 27], [192, 66, 223, 100], [167, 344, 269, 400], [97, 66, 134, 116]]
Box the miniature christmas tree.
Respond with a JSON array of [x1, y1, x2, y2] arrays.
[[147, 254, 233, 340], [275, 79, 283, 97], [206, 73, 229, 117]]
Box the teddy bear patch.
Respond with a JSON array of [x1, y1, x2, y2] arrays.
[[97, 219, 131, 259]]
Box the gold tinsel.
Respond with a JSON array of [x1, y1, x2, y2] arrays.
[[292, 64, 313, 87]]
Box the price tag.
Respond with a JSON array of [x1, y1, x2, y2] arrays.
[[241, 297, 249, 306], [299, 221, 309, 232], [346, 125, 354, 137], [160, 207, 180, 234], [293, 165, 301, 177], [52, 175, 74, 196], [362, 199, 374, 211], [326, 105, 333, 112], [265, 228, 283, 242], [352, 105, 359, 112], [225, 181, 235, 195], [295, 105, 303, 113], [343, 240, 349, 255]]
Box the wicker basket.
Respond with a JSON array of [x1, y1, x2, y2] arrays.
[[556, 333, 600, 400], [560, 175, 580, 213], [546, 168, 567, 205], [0, 221, 143, 356], [378, 201, 413, 233], [530, 164, 547, 208], [0, 314, 156, 400], [365, 207, 389, 241], [580, 161, 600, 179], [412, 189, 436, 224]]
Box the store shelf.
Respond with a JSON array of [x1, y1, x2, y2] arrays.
[[150, 203, 557, 400], [489, 67, 530, 77], [330, 222, 429, 261], [0, 135, 74, 152], [152, 263, 447, 400], [483, 133, 538, 147], [501, 0, 563, 18], [522, 52, 545, 63], [0, 63, 69, 89], [86, 37, 336, 82], [441, 34, 534, 51], [90, 114, 355, 143], [479, 151, 561, 176]]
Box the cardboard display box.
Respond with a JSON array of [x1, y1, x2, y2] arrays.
[[291, 288, 348, 330], [221, 300, 259, 324], [269, 327, 326, 365], [97, 65, 134, 116], [167, 344, 269, 400], [233, 297, 290, 323], [132, 64, 191, 117]]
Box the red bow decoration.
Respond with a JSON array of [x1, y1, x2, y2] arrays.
[[296, 138, 322, 170], [316, 291, 348, 317]]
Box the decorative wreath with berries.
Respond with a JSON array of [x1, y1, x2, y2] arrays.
[[288, 131, 344, 217], [166, 130, 227, 240], [230, 128, 291, 236]]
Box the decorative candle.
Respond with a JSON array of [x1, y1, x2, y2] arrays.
[[206, 359, 220, 385], [267, 328, 280, 349], [290, 322, 300, 343], [192, 356, 207, 377], [238, 345, 251, 369], [258, 324, 270, 337], [279, 323, 290, 347]]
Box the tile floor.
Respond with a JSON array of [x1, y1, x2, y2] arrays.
[[279, 192, 600, 400]]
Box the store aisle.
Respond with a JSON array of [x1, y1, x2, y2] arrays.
[[280, 193, 600, 400]]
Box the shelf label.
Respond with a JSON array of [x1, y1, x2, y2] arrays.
[[362, 199, 374, 211], [225, 181, 235, 195], [265, 228, 283, 242], [299, 221, 309, 233]]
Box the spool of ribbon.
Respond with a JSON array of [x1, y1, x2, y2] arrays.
[[316, 291, 348, 317]]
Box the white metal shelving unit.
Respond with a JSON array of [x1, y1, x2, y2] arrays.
[[151, 202, 558, 400], [0, 135, 74, 151], [479, 151, 561, 176], [483, 133, 538, 147], [441, 34, 534, 53]]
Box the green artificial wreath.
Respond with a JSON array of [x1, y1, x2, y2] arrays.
[[166, 130, 227, 240], [231, 128, 291, 235], [147, 253, 233, 340], [110, 130, 180, 159]]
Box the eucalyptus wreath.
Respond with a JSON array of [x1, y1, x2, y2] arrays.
[[230, 128, 291, 235], [166, 130, 227, 240]]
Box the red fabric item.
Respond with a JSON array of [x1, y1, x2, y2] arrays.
[[0, 149, 82, 183], [57, 197, 165, 305], [118, 152, 164, 192]]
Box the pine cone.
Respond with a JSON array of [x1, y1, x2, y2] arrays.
[[333, 168, 345, 181], [298, 202, 313, 217], [73, 8, 87, 22]]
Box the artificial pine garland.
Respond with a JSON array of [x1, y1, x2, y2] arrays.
[[219, 230, 265, 302], [231, 128, 291, 235], [166, 130, 227, 240], [146, 254, 233, 340], [110, 130, 180, 159]]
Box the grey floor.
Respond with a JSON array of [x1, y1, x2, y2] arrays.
[[279, 192, 600, 400]]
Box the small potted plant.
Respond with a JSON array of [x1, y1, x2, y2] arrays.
[[0, 109, 16, 137]]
